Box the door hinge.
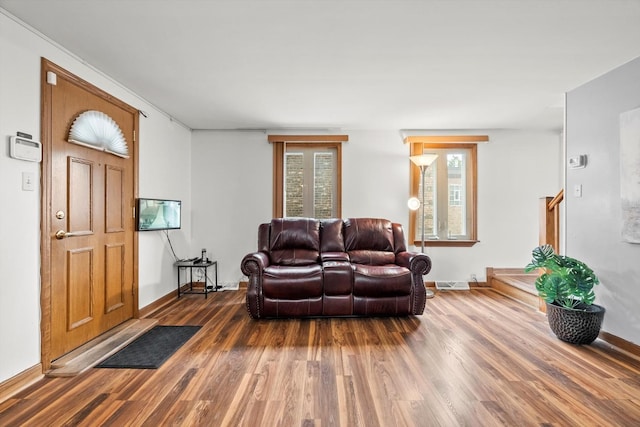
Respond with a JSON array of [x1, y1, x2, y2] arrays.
[[133, 130, 136, 143]]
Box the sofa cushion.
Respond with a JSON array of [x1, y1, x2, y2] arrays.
[[344, 218, 394, 252], [352, 264, 412, 296], [262, 264, 323, 299], [269, 218, 320, 265]]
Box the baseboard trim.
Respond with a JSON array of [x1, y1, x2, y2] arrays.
[[0, 364, 43, 404], [139, 288, 178, 319], [138, 283, 218, 318], [599, 331, 640, 361]]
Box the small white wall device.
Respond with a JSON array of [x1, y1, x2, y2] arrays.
[[568, 154, 587, 169], [10, 136, 42, 162]]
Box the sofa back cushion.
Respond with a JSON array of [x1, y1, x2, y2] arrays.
[[257, 223, 271, 253], [320, 218, 345, 252], [269, 218, 320, 265], [344, 218, 395, 265], [392, 223, 407, 253]]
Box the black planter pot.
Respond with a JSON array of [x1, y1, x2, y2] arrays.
[[545, 302, 605, 345]]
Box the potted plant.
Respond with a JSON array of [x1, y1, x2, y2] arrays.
[[525, 244, 605, 344]]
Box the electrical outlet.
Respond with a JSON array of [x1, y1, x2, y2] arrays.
[[470, 274, 477, 281]]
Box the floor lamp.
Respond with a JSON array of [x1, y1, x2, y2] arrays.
[[409, 154, 438, 298]]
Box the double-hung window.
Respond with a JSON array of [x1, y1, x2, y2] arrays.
[[406, 135, 486, 247], [269, 135, 347, 219], [284, 145, 337, 218]]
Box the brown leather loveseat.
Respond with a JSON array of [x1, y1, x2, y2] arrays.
[[240, 217, 432, 319]]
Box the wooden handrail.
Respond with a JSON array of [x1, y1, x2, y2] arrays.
[[539, 189, 564, 252], [548, 189, 564, 211]]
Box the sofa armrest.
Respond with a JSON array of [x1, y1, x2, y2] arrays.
[[241, 252, 270, 319], [396, 251, 432, 315], [320, 251, 350, 262], [241, 251, 270, 275], [396, 252, 432, 275]]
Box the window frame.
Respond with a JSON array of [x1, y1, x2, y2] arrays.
[[269, 135, 347, 218], [407, 135, 485, 247]]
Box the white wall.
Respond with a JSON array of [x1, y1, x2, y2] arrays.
[[0, 11, 192, 383], [0, 11, 42, 386], [190, 131, 272, 286], [422, 130, 562, 281], [137, 115, 192, 307], [192, 129, 561, 284], [566, 56, 640, 345]]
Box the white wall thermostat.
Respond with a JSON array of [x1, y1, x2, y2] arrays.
[[568, 154, 587, 169], [10, 136, 42, 162]]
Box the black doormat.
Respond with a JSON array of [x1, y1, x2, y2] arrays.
[[95, 325, 201, 369]]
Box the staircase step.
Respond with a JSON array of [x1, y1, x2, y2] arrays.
[[499, 275, 537, 294], [487, 268, 541, 310], [48, 318, 158, 377]]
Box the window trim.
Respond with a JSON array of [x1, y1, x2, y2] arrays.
[[269, 135, 347, 218], [407, 136, 485, 247]]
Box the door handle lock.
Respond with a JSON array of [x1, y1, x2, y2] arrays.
[[55, 230, 84, 239]]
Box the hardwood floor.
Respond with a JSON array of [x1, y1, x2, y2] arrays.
[[1, 289, 640, 426]]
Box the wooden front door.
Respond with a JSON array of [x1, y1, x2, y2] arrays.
[[41, 59, 138, 363]]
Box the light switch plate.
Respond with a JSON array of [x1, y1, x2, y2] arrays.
[[22, 172, 35, 191], [573, 184, 582, 198]]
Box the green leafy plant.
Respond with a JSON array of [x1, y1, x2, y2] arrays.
[[524, 244, 599, 309]]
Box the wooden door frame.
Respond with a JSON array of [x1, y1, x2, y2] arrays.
[[40, 58, 140, 371]]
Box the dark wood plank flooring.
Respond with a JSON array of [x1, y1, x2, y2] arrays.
[[1, 289, 639, 426]]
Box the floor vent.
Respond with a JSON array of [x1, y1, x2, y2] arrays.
[[435, 281, 471, 291]]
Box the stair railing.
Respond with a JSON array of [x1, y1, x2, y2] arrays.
[[539, 189, 564, 252]]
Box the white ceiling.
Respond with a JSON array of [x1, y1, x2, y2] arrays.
[[2, 0, 640, 131]]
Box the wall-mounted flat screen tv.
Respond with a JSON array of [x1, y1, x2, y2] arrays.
[[137, 198, 181, 231]]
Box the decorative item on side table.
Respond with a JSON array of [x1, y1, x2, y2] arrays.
[[525, 244, 605, 345], [409, 153, 438, 299]]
